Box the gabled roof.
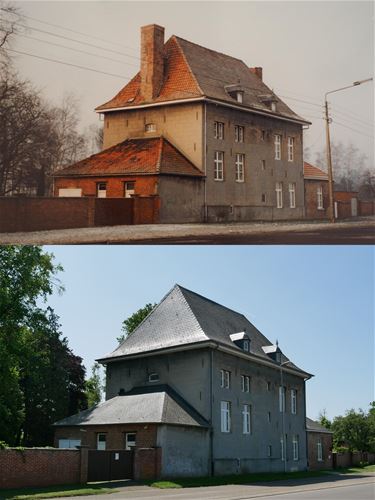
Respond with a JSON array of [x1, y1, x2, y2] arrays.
[[96, 35, 309, 125], [53, 385, 209, 428], [53, 137, 203, 178], [98, 284, 310, 378], [306, 417, 333, 434], [304, 162, 329, 181]]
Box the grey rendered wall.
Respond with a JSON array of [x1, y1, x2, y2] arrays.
[[157, 425, 210, 477], [105, 348, 211, 421], [212, 350, 308, 474], [158, 176, 204, 223], [205, 103, 305, 222]]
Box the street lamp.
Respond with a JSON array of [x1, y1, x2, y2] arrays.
[[324, 78, 373, 223], [280, 360, 291, 473]]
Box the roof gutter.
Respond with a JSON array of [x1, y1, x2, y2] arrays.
[[96, 96, 311, 126]]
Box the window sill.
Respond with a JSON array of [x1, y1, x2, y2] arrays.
[[214, 179, 225, 182], [235, 180, 245, 183]]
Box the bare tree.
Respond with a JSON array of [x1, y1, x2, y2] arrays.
[[0, 1, 21, 67]]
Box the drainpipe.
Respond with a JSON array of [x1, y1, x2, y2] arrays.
[[204, 102, 208, 222]]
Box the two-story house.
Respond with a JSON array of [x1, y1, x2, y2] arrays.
[[54, 24, 310, 223], [54, 285, 312, 478]]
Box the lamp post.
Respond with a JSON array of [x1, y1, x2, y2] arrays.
[[280, 360, 291, 473], [324, 78, 373, 223]]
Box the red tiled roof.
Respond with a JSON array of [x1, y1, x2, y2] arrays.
[[304, 162, 329, 180], [96, 34, 308, 124], [53, 137, 204, 178]]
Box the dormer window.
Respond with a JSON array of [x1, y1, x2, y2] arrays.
[[259, 94, 278, 112], [148, 373, 159, 382], [276, 352, 281, 363], [225, 84, 245, 103], [262, 344, 282, 363], [230, 331, 251, 352], [145, 123, 156, 133], [271, 102, 277, 112], [236, 91, 243, 103]]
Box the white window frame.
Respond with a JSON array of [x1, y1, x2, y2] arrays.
[[97, 182, 107, 198], [241, 375, 250, 393], [58, 439, 81, 449], [276, 182, 283, 209], [235, 153, 245, 182], [214, 151, 224, 181], [97, 433, 106, 450], [287, 137, 294, 162], [214, 121, 224, 140], [293, 435, 299, 461], [243, 339, 249, 352], [125, 432, 136, 450], [235, 125, 244, 143], [145, 123, 156, 132], [236, 92, 243, 103], [124, 181, 135, 198], [221, 401, 231, 433], [220, 369, 230, 389], [274, 134, 281, 160], [317, 185, 324, 209], [291, 389, 297, 414], [242, 404, 251, 434], [280, 436, 285, 461], [289, 183, 296, 208], [148, 373, 159, 383], [279, 386, 286, 413], [317, 439, 323, 461]]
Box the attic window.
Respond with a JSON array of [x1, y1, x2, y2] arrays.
[[145, 123, 156, 132], [127, 97, 135, 103], [259, 95, 278, 112], [271, 102, 277, 112], [224, 84, 245, 103], [230, 332, 250, 352], [236, 91, 243, 103], [243, 340, 250, 352], [148, 373, 159, 383]]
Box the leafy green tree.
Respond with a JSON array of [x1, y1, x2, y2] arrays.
[[85, 362, 103, 408], [318, 409, 332, 430], [117, 303, 157, 344], [331, 408, 370, 452]]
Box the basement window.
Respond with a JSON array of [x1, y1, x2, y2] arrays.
[[145, 123, 156, 132], [148, 373, 159, 383]]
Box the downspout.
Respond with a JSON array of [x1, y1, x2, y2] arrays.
[[303, 378, 308, 470], [209, 346, 215, 476], [204, 102, 208, 222]]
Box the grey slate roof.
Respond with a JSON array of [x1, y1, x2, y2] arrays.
[[99, 284, 309, 377], [306, 417, 333, 434], [54, 385, 209, 428]]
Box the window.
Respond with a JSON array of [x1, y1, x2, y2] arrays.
[[289, 183, 296, 208], [317, 186, 324, 209], [220, 369, 231, 389], [276, 182, 283, 208], [96, 182, 107, 198], [214, 151, 224, 181], [97, 433, 106, 450], [291, 389, 297, 414], [279, 386, 286, 412], [271, 102, 277, 112], [317, 439, 323, 461], [288, 137, 294, 161], [274, 134, 281, 160], [242, 404, 251, 434], [221, 401, 231, 432], [243, 339, 250, 352], [241, 375, 250, 393], [280, 436, 285, 461], [58, 439, 81, 449], [267, 381, 271, 391], [236, 91, 243, 103], [145, 123, 156, 132], [261, 193, 267, 203], [293, 435, 299, 460], [261, 130, 266, 141], [235, 125, 244, 143], [268, 411, 271, 423], [124, 181, 135, 198], [125, 433, 136, 450], [261, 160, 266, 171], [148, 373, 159, 383], [214, 121, 224, 139], [235, 153, 245, 182], [268, 445, 272, 457]]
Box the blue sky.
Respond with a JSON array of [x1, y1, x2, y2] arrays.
[[45, 245, 374, 421]]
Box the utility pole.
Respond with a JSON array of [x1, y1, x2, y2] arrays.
[[324, 78, 373, 223]]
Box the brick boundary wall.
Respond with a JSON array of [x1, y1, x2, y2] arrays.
[[134, 448, 162, 480], [0, 448, 88, 490], [0, 196, 160, 233], [333, 451, 375, 468]]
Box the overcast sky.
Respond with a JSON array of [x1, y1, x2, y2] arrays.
[[10, 0, 374, 167], [44, 245, 374, 422]]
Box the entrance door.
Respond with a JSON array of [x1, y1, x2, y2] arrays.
[[87, 450, 133, 482]]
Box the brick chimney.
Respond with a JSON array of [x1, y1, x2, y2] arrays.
[[249, 67, 263, 81], [140, 24, 165, 101]]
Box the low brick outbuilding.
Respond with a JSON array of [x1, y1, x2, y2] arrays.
[[304, 162, 329, 219], [306, 417, 333, 470]]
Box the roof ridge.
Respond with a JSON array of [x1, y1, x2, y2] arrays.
[[173, 34, 245, 65], [171, 35, 205, 96], [173, 285, 209, 341]]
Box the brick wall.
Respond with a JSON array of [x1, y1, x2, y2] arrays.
[[54, 176, 157, 198], [0, 196, 159, 233], [304, 179, 329, 219], [134, 447, 162, 480], [0, 448, 83, 489], [307, 432, 333, 470]]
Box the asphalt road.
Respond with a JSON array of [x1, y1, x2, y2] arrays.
[[127, 223, 375, 245], [57, 474, 374, 500]]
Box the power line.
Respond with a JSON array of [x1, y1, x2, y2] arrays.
[[330, 106, 374, 129], [7, 48, 131, 79], [331, 120, 374, 139], [17, 33, 139, 67], [9, 9, 139, 53], [14, 21, 140, 60]]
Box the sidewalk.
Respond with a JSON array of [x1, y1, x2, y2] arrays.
[[0, 217, 374, 245]]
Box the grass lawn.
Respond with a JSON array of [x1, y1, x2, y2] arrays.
[[0, 484, 118, 500], [149, 469, 331, 489], [334, 464, 375, 474]]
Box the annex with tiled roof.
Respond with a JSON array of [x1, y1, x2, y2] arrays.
[[54, 137, 204, 178], [304, 162, 329, 181], [96, 30, 308, 125]]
